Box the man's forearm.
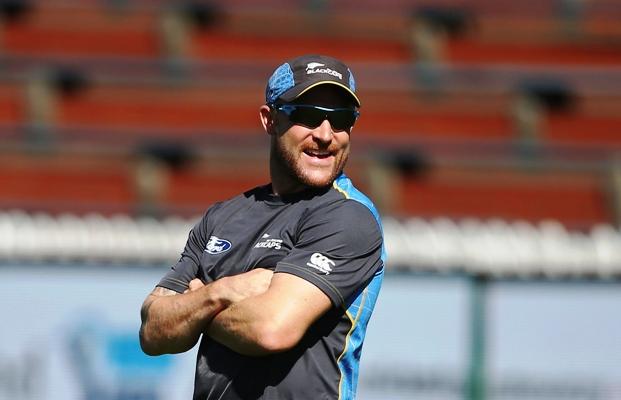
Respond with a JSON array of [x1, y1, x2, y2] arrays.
[[140, 269, 273, 356], [140, 284, 226, 355], [206, 296, 278, 357], [205, 273, 332, 357]]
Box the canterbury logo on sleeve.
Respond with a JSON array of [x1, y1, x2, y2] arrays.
[[306, 253, 335, 275]]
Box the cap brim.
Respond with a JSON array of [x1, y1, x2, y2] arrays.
[[280, 81, 361, 107]]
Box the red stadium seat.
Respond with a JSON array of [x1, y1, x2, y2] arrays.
[[0, 83, 23, 124], [397, 168, 611, 228], [1, 4, 160, 58], [189, 32, 411, 63], [0, 158, 133, 214], [547, 114, 621, 145], [445, 40, 621, 66], [54, 85, 262, 135]]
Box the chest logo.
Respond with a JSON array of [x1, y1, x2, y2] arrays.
[[306, 253, 335, 275], [205, 236, 232, 255], [255, 234, 283, 250]]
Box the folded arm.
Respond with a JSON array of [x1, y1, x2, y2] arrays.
[[205, 272, 332, 356], [139, 268, 273, 356]]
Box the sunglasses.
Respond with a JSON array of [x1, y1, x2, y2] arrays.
[[271, 104, 360, 132]]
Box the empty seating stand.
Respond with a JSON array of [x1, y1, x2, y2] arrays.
[[0, 0, 620, 227]]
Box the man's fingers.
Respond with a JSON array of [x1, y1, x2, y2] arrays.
[[188, 278, 206, 292], [248, 268, 274, 291], [250, 267, 274, 280], [215, 268, 274, 304]]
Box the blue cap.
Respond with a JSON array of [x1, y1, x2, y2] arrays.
[[265, 54, 360, 107]]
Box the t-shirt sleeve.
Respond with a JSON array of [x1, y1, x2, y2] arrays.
[[157, 209, 212, 293], [275, 200, 383, 308]]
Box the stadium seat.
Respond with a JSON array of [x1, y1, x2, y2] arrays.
[[0, 2, 160, 57], [396, 167, 611, 228]]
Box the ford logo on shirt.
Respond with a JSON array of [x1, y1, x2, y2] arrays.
[[205, 236, 232, 254]]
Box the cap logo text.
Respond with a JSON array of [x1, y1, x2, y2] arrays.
[[306, 62, 342, 80]]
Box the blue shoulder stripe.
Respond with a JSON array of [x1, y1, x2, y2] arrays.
[[332, 173, 385, 399], [333, 174, 386, 262]]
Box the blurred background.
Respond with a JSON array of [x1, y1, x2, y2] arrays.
[[0, 0, 620, 399]]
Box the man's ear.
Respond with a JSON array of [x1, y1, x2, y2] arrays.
[[259, 105, 274, 135]]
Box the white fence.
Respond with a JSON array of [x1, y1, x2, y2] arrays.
[[1, 210, 620, 278]]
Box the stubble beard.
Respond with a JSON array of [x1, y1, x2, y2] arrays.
[[272, 137, 349, 190]]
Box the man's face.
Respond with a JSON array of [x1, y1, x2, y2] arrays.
[[268, 85, 357, 192]]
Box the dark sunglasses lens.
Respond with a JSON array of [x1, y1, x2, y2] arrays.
[[287, 107, 357, 131], [329, 110, 357, 131], [288, 107, 325, 128]]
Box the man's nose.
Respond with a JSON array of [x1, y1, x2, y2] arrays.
[[312, 119, 333, 143]]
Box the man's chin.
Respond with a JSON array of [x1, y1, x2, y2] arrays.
[[298, 170, 340, 188]]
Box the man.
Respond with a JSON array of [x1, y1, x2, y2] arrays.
[[140, 54, 385, 400]]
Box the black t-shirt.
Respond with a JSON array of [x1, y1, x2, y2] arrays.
[[158, 174, 385, 400]]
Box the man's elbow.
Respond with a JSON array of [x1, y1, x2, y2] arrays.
[[140, 323, 198, 355], [139, 322, 180, 356], [140, 339, 162, 356], [141, 342, 162, 356], [139, 326, 164, 356], [254, 323, 302, 354]]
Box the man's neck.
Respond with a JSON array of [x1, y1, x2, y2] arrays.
[[269, 175, 306, 196]]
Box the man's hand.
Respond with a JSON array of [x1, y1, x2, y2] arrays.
[[185, 278, 206, 292], [188, 268, 274, 306]]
